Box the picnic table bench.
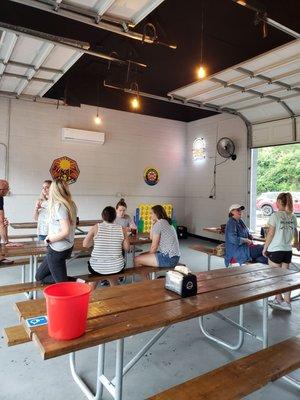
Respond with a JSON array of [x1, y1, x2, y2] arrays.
[[0, 235, 152, 298], [149, 336, 300, 400], [4, 264, 300, 400]]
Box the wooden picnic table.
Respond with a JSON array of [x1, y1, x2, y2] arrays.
[[10, 219, 99, 230], [11, 264, 300, 400], [203, 227, 223, 234], [0, 234, 151, 258]]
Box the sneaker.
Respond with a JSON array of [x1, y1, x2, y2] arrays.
[[268, 298, 282, 308], [100, 280, 110, 287], [275, 301, 292, 311], [270, 300, 291, 311], [118, 276, 126, 284], [76, 278, 86, 283]]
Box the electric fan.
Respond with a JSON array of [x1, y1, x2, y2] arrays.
[[216, 137, 237, 160]]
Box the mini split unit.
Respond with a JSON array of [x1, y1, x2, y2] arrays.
[[62, 128, 105, 144]]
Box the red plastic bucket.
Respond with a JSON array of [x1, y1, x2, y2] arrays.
[[44, 282, 91, 340]]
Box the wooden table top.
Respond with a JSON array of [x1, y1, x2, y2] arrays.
[[203, 227, 223, 234], [14, 264, 300, 360], [1, 234, 151, 258], [10, 219, 100, 230]]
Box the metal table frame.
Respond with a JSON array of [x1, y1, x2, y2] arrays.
[[66, 296, 300, 400]]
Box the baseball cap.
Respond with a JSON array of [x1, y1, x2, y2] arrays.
[[229, 204, 245, 213]]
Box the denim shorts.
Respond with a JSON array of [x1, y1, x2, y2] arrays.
[[38, 234, 47, 241], [155, 252, 180, 268]]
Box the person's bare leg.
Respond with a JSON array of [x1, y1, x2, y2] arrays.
[[88, 281, 98, 290], [134, 252, 158, 267], [281, 262, 291, 303], [268, 259, 283, 301], [134, 252, 159, 279]]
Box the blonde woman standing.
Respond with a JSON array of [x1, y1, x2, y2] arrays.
[[33, 179, 52, 241], [263, 192, 299, 311], [35, 179, 77, 283]]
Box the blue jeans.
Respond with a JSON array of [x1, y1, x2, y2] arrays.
[[249, 244, 268, 264], [155, 252, 180, 267]]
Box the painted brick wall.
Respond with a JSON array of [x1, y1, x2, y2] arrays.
[[185, 114, 249, 239], [0, 98, 186, 229]]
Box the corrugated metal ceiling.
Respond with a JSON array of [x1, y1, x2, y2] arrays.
[[0, 28, 82, 97], [169, 39, 300, 125]]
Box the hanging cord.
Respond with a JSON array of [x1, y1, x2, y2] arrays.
[[200, 0, 204, 64], [96, 75, 100, 117], [209, 158, 229, 199]]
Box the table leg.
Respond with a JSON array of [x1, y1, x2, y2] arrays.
[[27, 256, 34, 300], [21, 265, 25, 284], [282, 375, 300, 389], [199, 305, 244, 350], [262, 297, 268, 349], [96, 345, 105, 400], [115, 339, 124, 400], [207, 254, 211, 271]]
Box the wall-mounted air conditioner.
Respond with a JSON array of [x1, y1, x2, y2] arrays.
[[62, 128, 105, 144]]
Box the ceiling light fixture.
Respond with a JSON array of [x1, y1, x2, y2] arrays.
[[197, 0, 207, 80], [94, 79, 102, 125], [130, 82, 140, 110]]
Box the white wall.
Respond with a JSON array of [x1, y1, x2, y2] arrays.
[[185, 114, 249, 239], [0, 98, 186, 230], [0, 98, 251, 239]]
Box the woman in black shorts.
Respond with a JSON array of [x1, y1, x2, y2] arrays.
[[263, 192, 299, 311]]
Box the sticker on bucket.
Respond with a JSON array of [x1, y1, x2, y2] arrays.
[[26, 315, 48, 328]]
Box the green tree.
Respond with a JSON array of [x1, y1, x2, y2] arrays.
[[257, 144, 300, 194]]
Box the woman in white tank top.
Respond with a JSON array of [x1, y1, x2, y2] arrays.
[[83, 206, 130, 278]]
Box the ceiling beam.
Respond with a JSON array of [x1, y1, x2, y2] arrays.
[[231, 0, 300, 38], [0, 21, 147, 68], [9, 0, 176, 49]]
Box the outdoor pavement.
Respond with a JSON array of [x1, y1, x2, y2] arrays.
[[0, 237, 299, 400]]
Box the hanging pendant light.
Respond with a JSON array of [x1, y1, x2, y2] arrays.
[[94, 79, 102, 124], [129, 82, 140, 110], [197, 0, 207, 79]]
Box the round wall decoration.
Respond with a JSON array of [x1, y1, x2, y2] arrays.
[[143, 167, 159, 186], [50, 156, 80, 184]]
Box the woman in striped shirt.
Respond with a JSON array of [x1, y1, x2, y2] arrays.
[[83, 206, 130, 279]]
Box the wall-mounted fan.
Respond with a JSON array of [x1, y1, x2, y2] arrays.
[[217, 137, 237, 160]]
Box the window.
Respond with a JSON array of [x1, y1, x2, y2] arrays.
[[192, 138, 206, 161]]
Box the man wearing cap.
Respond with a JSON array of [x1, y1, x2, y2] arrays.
[[225, 204, 267, 267]]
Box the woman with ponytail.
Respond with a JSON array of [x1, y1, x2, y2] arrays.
[[35, 179, 77, 283], [134, 205, 180, 268], [263, 192, 299, 311]]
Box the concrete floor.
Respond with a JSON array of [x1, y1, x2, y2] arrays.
[[0, 237, 299, 400]]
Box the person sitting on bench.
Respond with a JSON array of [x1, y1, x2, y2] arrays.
[[115, 198, 137, 233], [225, 204, 267, 267], [83, 206, 130, 288], [134, 205, 180, 268]]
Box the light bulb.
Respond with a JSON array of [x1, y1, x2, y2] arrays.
[[94, 115, 101, 125], [197, 65, 206, 79], [131, 96, 140, 109]]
